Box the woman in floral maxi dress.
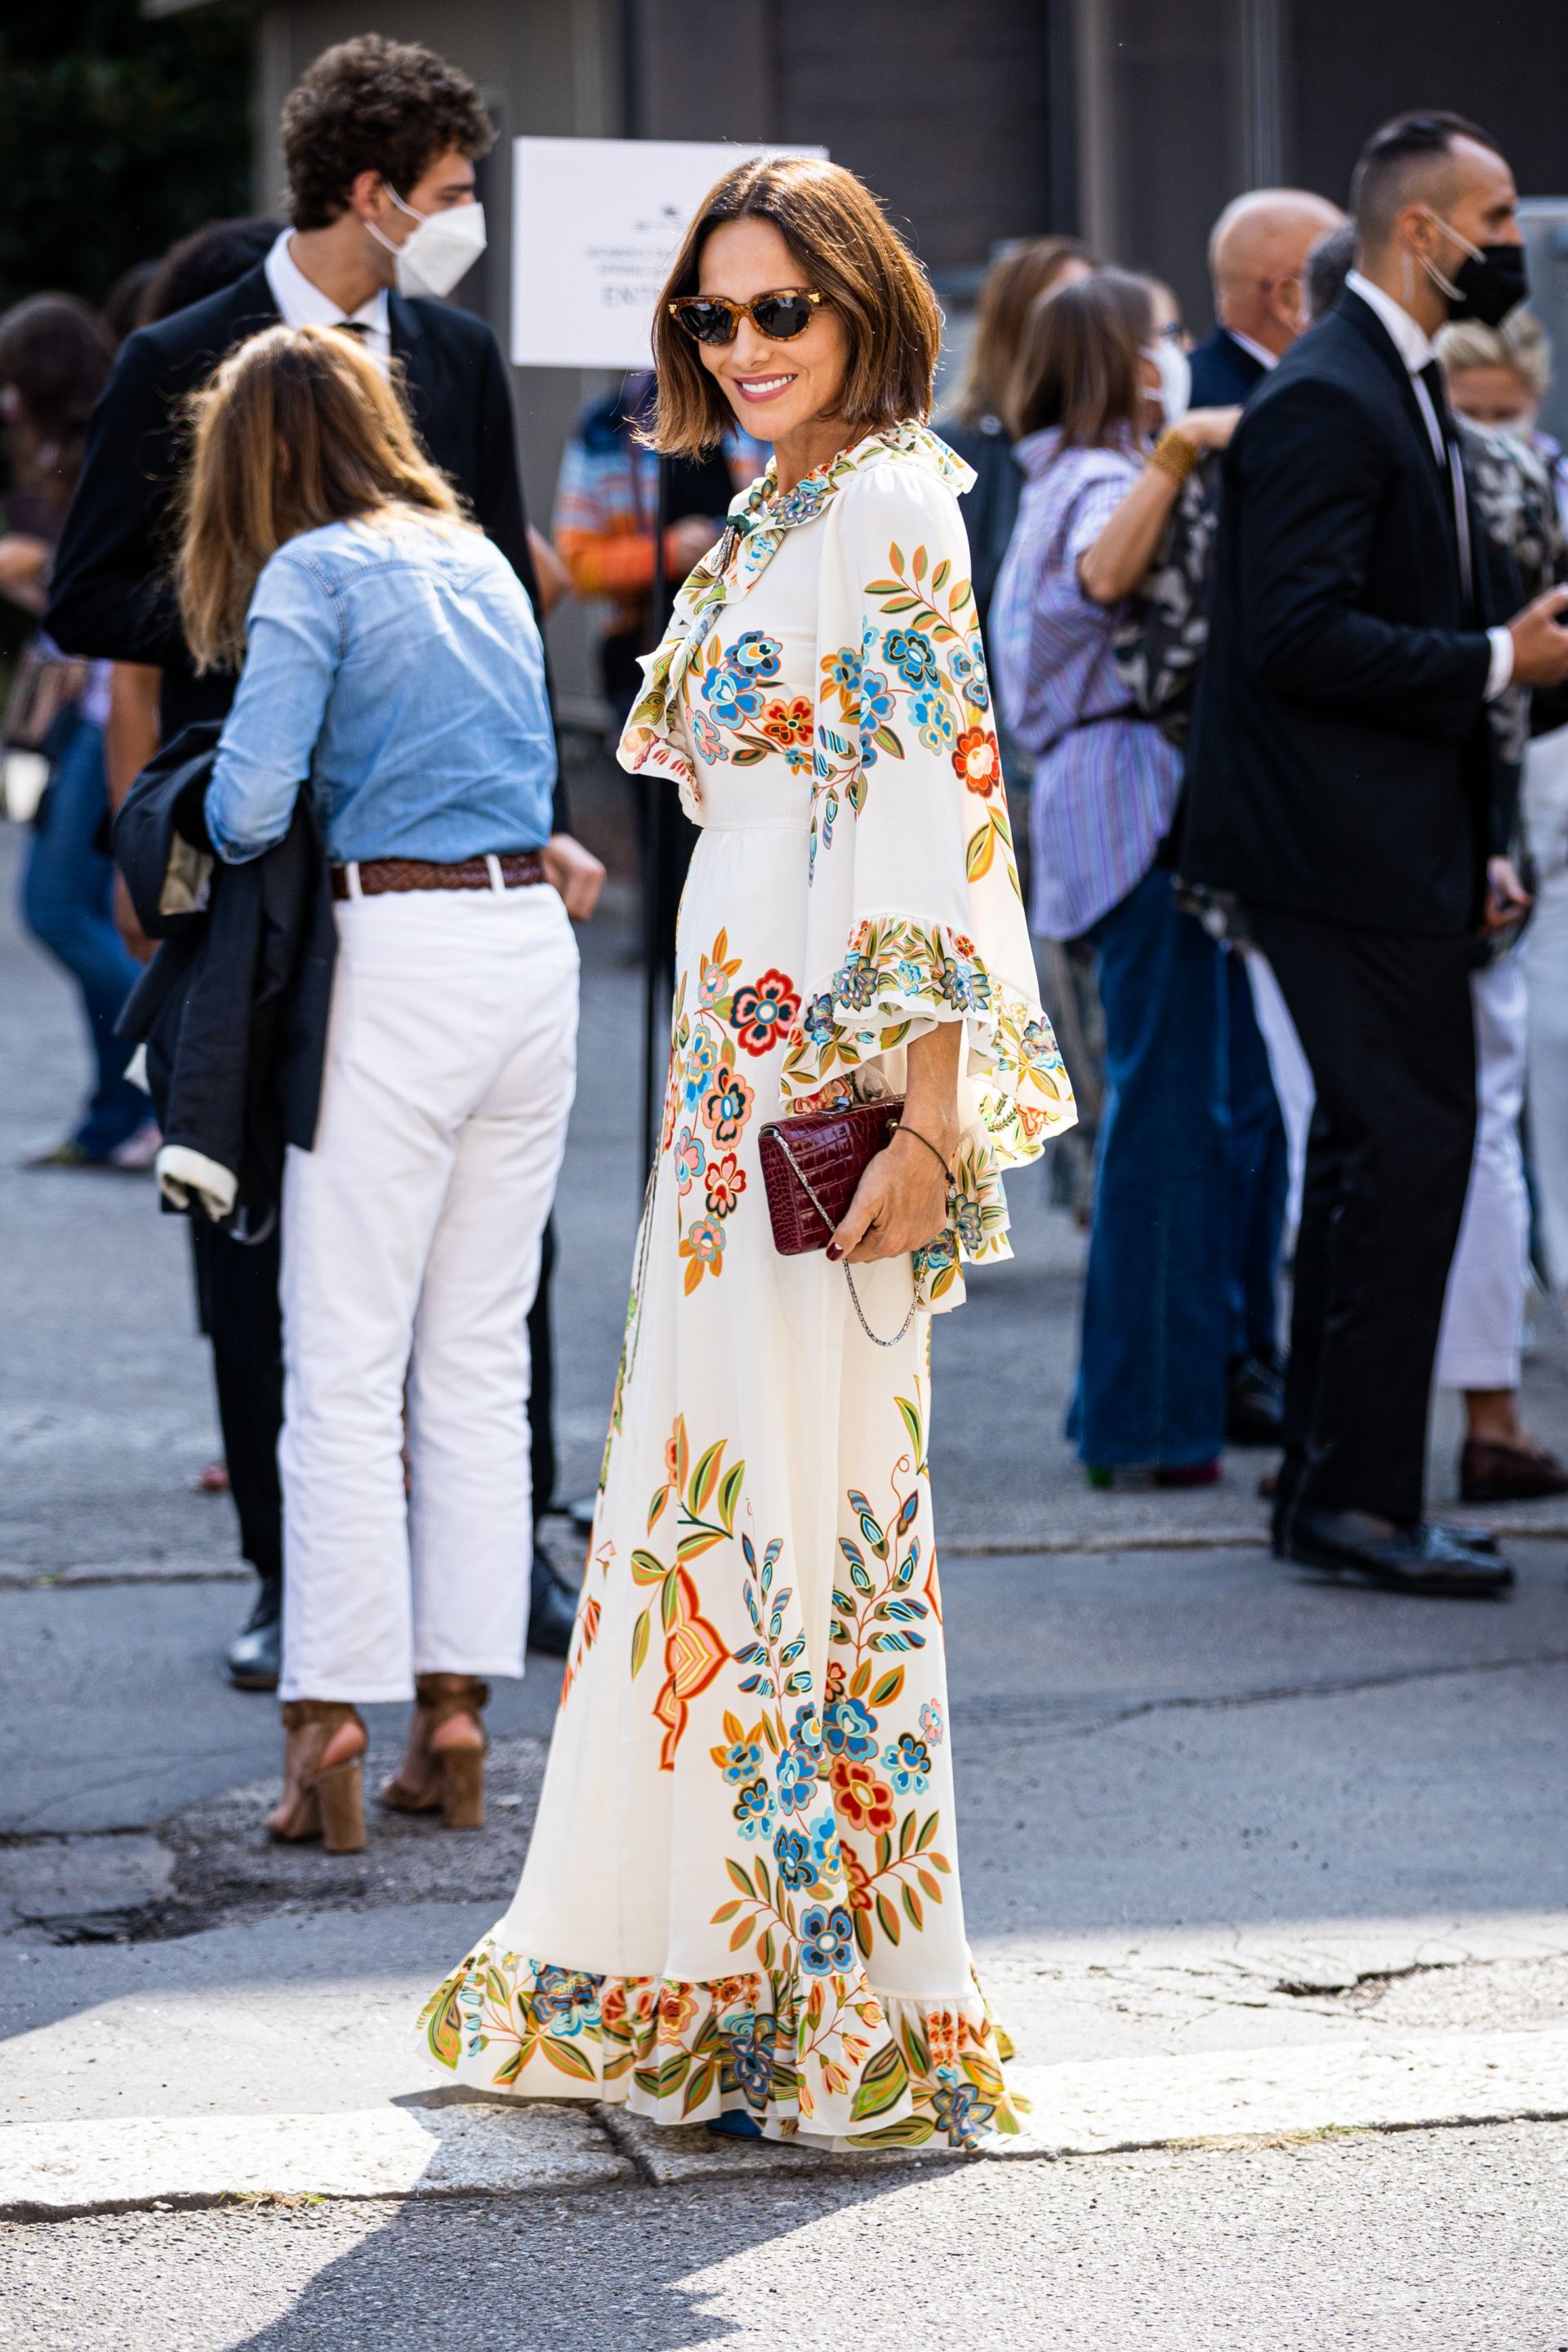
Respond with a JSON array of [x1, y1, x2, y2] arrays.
[[419, 158, 1075, 2151]]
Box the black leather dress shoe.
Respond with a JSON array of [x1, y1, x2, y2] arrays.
[[1285, 1508, 1513, 1597], [1227, 1353, 1286, 1447], [528, 1555, 581, 1656], [225, 1575, 282, 1689]]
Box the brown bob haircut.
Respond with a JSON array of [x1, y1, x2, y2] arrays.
[[648, 155, 942, 458], [176, 323, 468, 672], [950, 237, 1096, 429], [1008, 269, 1155, 453]]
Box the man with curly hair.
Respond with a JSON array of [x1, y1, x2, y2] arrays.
[[48, 36, 599, 1690]]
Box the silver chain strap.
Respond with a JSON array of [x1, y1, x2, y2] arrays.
[[768, 1129, 920, 1348]]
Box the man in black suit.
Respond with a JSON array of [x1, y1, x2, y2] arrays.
[[48, 36, 600, 1678], [1183, 112, 1568, 1597], [1188, 189, 1348, 409]]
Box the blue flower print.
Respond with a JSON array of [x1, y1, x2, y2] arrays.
[[822, 645, 862, 701], [681, 1027, 718, 1110], [919, 1700, 944, 1746], [823, 1695, 878, 1760], [733, 1775, 774, 1840], [808, 1810, 844, 1882], [884, 1732, 932, 1795], [802, 991, 836, 1048], [931, 2067, 995, 2147], [773, 1827, 814, 1890], [731, 630, 782, 680], [705, 665, 765, 728], [798, 1904, 856, 1976], [859, 667, 894, 728], [832, 953, 876, 1013], [894, 958, 926, 996], [725, 2015, 779, 2105], [954, 1196, 985, 1254], [884, 627, 938, 689], [775, 1744, 817, 1815], [909, 687, 956, 753], [718, 1739, 763, 1785], [530, 1966, 602, 2036], [791, 1704, 824, 1759]]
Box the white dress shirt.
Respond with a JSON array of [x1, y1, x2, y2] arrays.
[[1225, 325, 1280, 374], [1345, 270, 1512, 699], [264, 229, 390, 372]]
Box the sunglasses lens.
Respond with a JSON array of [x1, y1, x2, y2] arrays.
[[753, 295, 814, 340], [678, 301, 737, 345]]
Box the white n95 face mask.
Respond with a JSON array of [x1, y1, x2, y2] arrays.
[[1143, 338, 1192, 428], [368, 190, 487, 300]]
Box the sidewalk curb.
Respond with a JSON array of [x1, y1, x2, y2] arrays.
[[7, 2025, 1568, 2222]]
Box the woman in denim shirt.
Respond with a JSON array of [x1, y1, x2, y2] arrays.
[[182, 325, 580, 1851]]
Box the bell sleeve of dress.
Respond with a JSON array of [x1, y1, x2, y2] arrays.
[[780, 449, 1077, 1308]]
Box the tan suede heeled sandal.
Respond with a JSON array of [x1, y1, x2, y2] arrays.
[[266, 1700, 368, 1853], [379, 1677, 489, 1830]]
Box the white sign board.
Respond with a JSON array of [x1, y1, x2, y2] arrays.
[[510, 136, 826, 371]]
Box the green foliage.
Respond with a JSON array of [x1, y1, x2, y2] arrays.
[[0, 1, 255, 317]]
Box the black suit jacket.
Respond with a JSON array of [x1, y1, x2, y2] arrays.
[[1181, 289, 1507, 937], [1187, 327, 1269, 410], [47, 262, 566, 826]]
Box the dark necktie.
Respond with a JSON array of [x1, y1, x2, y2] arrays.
[[1419, 359, 1475, 616], [332, 319, 371, 341]]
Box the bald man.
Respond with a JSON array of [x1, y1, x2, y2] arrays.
[[1188, 188, 1346, 406]]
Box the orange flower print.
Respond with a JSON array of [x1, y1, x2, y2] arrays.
[[704, 1151, 747, 1217], [658, 1983, 699, 2037], [599, 1980, 629, 2032], [710, 1975, 757, 2011], [952, 726, 1002, 797], [844, 1848, 875, 1915], [925, 2007, 960, 2067], [831, 1756, 898, 1835], [760, 695, 813, 750]]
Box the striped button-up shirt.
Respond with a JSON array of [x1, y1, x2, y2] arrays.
[[991, 425, 1183, 941]]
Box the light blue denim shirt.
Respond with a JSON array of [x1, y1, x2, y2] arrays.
[[205, 514, 556, 865]]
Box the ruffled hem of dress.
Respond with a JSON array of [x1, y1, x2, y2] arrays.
[[777, 911, 1076, 1307], [416, 1938, 1024, 2152]]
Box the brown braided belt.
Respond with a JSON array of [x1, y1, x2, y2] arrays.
[[331, 850, 546, 902]]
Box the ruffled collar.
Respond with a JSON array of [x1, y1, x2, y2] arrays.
[[621, 423, 973, 782]]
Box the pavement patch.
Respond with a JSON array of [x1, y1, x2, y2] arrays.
[[8, 2024, 1568, 2219], [0, 2097, 631, 2221]]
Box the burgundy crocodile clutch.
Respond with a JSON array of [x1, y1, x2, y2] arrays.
[[758, 1098, 905, 1255]]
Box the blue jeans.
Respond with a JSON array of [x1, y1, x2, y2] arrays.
[[21, 716, 146, 1158], [1067, 866, 1231, 1467], [1227, 951, 1288, 1363]]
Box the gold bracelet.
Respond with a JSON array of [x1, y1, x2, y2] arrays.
[[1147, 428, 1200, 488]]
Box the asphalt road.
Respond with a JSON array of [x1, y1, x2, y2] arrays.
[[4, 806, 1568, 2347]]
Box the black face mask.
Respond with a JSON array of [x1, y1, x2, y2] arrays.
[[1422, 216, 1530, 327]]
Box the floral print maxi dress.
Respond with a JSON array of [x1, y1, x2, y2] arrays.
[[417, 425, 1076, 2149]]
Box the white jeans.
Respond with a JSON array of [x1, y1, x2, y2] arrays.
[[1525, 724, 1568, 1298], [1435, 947, 1529, 1393], [278, 879, 579, 1703]]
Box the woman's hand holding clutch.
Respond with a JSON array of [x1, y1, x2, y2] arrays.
[[827, 1018, 962, 1265]]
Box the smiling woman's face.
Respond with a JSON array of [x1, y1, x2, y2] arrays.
[[694, 216, 849, 443]]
